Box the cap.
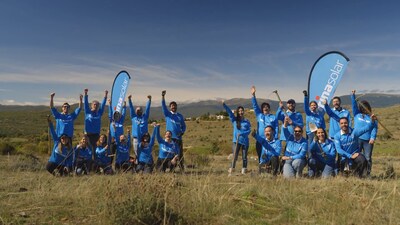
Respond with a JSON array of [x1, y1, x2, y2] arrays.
[[287, 99, 296, 104]]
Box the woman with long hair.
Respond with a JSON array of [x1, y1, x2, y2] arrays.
[[222, 100, 251, 174]]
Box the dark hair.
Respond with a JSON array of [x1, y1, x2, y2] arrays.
[[236, 106, 244, 130], [261, 102, 270, 110], [359, 100, 372, 114], [169, 101, 177, 107], [316, 128, 327, 141], [294, 125, 303, 131], [339, 117, 349, 123], [309, 100, 317, 106], [141, 132, 150, 142], [332, 96, 341, 103]]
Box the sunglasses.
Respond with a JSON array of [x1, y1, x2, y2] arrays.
[[294, 130, 302, 133]]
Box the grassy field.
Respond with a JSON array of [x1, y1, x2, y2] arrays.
[[0, 105, 399, 224]]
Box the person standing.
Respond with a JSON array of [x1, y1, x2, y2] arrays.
[[128, 94, 151, 161], [303, 90, 326, 145], [84, 88, 108, 160], [251, 86, 278, 163], [351, 90, 378, 177], [223, 101, 251, 174], [281, 117, 307, 179], [50, 92, 83, 139], [161, 90, 186, 171], [276, 99, 304, 142]]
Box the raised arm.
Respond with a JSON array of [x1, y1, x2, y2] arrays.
[[144, 95, 151, 120], [98, 90, 108, 115], [128, 95, 136, 118], [48, 116, 57, 141], [323, 99, 340, 122], [84, 89, 90, 113], [161, 90, 170, 117], [50, 93, 55, 108], [351, 90, 360, 116], [222, 102, 235, 123], [251, 86, 261, 116], [303, 91, 312, 116]]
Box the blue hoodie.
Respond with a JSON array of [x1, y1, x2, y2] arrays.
[[109, 104, 126, 140], [162, 99, 186, 140], [137, 126, 156, 164], [253, 134, 281, 164], [51, 107, 81, 138], [304, 96, 326, 135], [282, 126, 307, 160], [276, 107, 303, 141], [84, 94, 106, 134], [351, 94, 378, 141], [251, 96, 278, 139], [309, 139, 336, 167], [156, 126, 180, 159], [223, 103, 251, 147], [129, 98, 151, 138]]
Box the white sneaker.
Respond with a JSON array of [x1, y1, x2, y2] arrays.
[[241, 168, 247, 174], [228, 168, 234, 173]]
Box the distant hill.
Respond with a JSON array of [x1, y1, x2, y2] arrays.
[[0, 93, 399, 120]]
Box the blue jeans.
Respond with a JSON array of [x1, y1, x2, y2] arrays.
[[231, 142, 248, 169], [359, 139, 374, 176], [283, 158, 306, 178], [308, 158, 335, 178]]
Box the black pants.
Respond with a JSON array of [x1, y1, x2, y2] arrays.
[[259, 156, 279, 176], [87, 133, 100, 161], [172, 138, 184, 171], [256, 141, 262, 163], [340, 154, 368, 178], [115, 161, 132, 173], [136, 162, 154, 174], [46, 162, 71, 176], [156, 158, 176, 172]]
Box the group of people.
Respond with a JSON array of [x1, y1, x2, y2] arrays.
[[46, 89, 186, 176], [223, 86, 378, 179]]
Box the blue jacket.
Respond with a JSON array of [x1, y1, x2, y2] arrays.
[[156, 126, 180, 159], [253, 134, 281, 164], [162, 99, 186, 140], [334, 122, 374, 160], [137, 126, 156, 164], [115, 134, 131, 164], [129, 98, 151, 138], [276, 107, 303, 141], [74, 145, 92, 164], [51, 107, 81, 138], [223, 103, 251, 147], [351, 94, 378, 141], [96, 146, 111, 166], [109, 104, 126, 140], [84, 95, 106, 134], [48, 122, 74, 166], [283, 126, 307, 160], [304, 96, 326, 135], [252, 96, 278, 139], [309, 139, 336, 166]]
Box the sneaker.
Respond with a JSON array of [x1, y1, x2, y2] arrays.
[[241, 168, 247, 174]]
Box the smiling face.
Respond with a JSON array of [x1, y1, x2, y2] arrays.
[[287, 102, 296, 111], [165, 131, 172, 141], [340, 118, 349, 133], [310, 101, 317, 112], [119, 135, 126, 143], [237, 107, 244, 117], [60, 135, 69, 145], [332, 98, 341, 109], [62, 104, 70, 114], [91, 101, 99, 111], [264, 126, 274, 141], [170, 102, 177, 113], [261, 103, 270, 114], [293, 127, 303, 140], [316, 128, 326, 142]]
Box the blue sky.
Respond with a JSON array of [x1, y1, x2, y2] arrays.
[[1, 0, 400, 106]]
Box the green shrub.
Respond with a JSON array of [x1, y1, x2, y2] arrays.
[[0, 142, 16, 155]]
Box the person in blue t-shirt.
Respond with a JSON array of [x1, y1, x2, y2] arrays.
[[74, 134, 92, 175], [308, 128, 337, 178], [161, 90, 186, 171], [136, 123, 157, 174], [351, 90, 378, 177], [251, 86, 279, 163], [115, 130, 132, 173], [223, 101, 251, 175], [50, 92, 83, 139], [95, 133, 113, 175], [155, 124, 180, 172], [84, 88, 108, 160], [46, 116, 74, 176]]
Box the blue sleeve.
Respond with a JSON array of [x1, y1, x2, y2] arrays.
[[84, 95, 90, 114], [283, 126, 291, 140], [304, 96, 312, 116], [120, 106, 127, 123], [127, 133, 131, 148], [149, 127, 156, 148], [276, 107, 284, 121], [223, 103, 235, 123], [49, 121, 57, 141], [309, 141, 317, 155], [162, 99, 170, 117], [351, 94, 360, 117], [72, 107, 81, 119], [353, 122, 374, 138], [108, 103, 113, 120], [181, 115, 187, 133], [51, 107, 61, 119], [370, 120, 378, 140], [144, 99, 151, 120], [253, 133, 265, 145], [291, 113, 304, 128], [128, 98, 136, 118], [334, 136, 352, 159], [252, 96, 261, 116], [99, 96, 107, 116], [155, 126, 162, 143], [324, 104, 340, 122], [274, 117, 279, 139]]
